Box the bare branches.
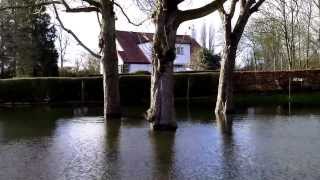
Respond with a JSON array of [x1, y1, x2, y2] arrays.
[[229, 0, 239, 17], [60, 0, 100, 13], [177, 0, 228, 23], [64, 6, 100, 12], [0, 0, 100, 13], [135, 0, 156, 14], [113, 2, 150, 26], [250, 0, 266, 14], [52, 3, 101, 59], [82, 0, 101, 8]]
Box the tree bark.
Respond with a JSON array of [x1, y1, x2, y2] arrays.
[[145, 0, 226, 130], [215, 112, 233, 135], [100, 0, 121, 119], [146, 6, 178, 131], [215, 0, 265, 114], [215, 42, 237, 114]]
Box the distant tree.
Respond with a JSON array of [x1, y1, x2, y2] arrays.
[[56, 26, 70, 69], [198, 23, 216, 54], [80, 53, 100, 75], [191, 48, 220, 70], [32, 7, 59, 76], [242, 0, 320, 71], [0, 0, 58, 77], [0, 0, 123, 120], [0, 0, 20, 78], [0, 5, 15, 78]]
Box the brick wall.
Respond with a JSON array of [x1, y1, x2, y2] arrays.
[[233, 70, 320, 93]]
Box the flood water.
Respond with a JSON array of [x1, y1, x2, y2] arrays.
[[0, 104, 320, 180]]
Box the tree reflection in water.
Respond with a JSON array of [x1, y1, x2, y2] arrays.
[[149, 131, 175, 179]]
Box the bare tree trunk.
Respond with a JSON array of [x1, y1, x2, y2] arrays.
[[146, 10, 178, 131], [142, 0, 226, 130], [148, 58, 176, 130], [214, 0, 265, 114], [0, 60, 4, 78], [215, 43, 237, 114], [215, 112, 233, 135], [101, 0, 121, 119]]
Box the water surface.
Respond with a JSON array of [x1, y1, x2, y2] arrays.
[[0, 105, 320, 180]]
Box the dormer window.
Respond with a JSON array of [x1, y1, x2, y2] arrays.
[[176, 46, 184, 55]]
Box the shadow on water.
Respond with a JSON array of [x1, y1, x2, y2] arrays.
[[0, 107, 72, 142], [149, 131, 175, 180], [175, 101, 214, 123]]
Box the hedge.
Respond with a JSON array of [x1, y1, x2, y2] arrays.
[[0, 73, 220, 105], [1, 70, 320, 105]]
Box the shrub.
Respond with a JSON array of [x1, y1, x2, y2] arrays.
[[191, 48, 221, 71]]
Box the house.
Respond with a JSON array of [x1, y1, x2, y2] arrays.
[[113, 30, 201, 73]]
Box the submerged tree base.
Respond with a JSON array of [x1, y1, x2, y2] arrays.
[[150, 123, 177, 131], [105, 112, 122, 119]]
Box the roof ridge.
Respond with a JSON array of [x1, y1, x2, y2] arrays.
[[116, 30, 193, 37]]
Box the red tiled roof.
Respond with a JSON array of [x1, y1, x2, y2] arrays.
[[116, 30, 201, 64]]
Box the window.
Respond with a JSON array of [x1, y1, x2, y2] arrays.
[[118, 64, 129, 73], [176, 46, 184, 55]]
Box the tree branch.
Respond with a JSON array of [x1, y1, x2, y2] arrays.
[[233, 0, 265, 45], [97, 11, 102, 27], [250, 0, 266, 14], [230, 0, 239, 17], [82, 0, 101, 8], [113, 2, 150, 26], [65, 6, 100, 12], [177, 0, 227, 24], [0, 0, 100, 13], [61, 0, 100, 13], [53, 3, 101, 59]]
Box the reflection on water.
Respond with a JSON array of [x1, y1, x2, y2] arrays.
[[73, 107, 88, 117], [149, 131, 175, 179], [1, 105, 320, 179]]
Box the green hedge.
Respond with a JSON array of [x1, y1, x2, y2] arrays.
[[0, 78, 88, 103], [0, 73, 221, 105], [1, 72, 319, 105]]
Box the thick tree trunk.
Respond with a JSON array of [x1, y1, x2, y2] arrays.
[[146, 8, 178, 131], [148, 57, 176, 130], [215, 43, 237, 114], [100, 0, 121, 119], [0, 61, 4, 78]]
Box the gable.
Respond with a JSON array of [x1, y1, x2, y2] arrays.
[[116, 30, 201, 64]]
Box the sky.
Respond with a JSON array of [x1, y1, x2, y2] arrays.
[[49, 0, 224, 67]]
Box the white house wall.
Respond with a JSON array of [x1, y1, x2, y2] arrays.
[[138, 43, 153, 62], [128, 64, 152, 73], [138, 43, 191, 65], [108, 40, 193, 74], [175, 44, 191, 65], [117, 53, 124, 65], [116, 40, 124, 51]]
